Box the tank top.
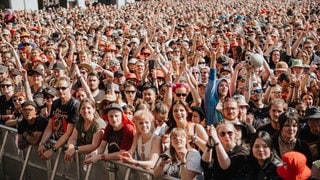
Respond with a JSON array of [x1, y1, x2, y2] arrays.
[[137, 134, 155, 160]]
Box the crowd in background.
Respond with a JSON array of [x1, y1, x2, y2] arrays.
[[1, 0, 320, 179]]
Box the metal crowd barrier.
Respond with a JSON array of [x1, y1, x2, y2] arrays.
[[0, 124, 177, 180]]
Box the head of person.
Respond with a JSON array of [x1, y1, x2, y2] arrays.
[[303, 40, 315, 56], [250, 131, 278, 166], [0, 77, 14, 96], [215, 121, 237, 151], [12, 91, 26, 109], [270, 49, 281, 64], [217, 78, 230, 99], [191, 106, 205, 124], [169, 128, 188, 163], [21, 101, 38, 121], [87, 71, 100, 91], [55, 76, 71, 100], [79, 98, 99, 121], [43, 86, 56, 106], [278, 72, 290, 89], [153, 102, 169, 127], [173, 83, 189, 102], [222, 98, 239, 121], [270, 84, 282, 100], [233, 94, 249, 119], [303, 106, 320, 136], [274, 62, 289, 76], [123, 81, 137, 103], [133, 110, 155, 134], [301, 92, 313, 107], [290, 59, 305, 75], [141, 82, 157, 106], [122, 104, 135, 121], [200, 66, 210, 83], [104, 103, 124, 130], [291, 99, 307, 117], [250, 81, 263, 102], [73, 88, 88, 101], [167, 100, 191, 130], [269, 99, 287, 130], [278, 109, 300, 141]]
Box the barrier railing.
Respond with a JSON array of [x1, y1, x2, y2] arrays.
[[0, 124, 177, 180]]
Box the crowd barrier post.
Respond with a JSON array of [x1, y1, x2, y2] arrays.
[[19, 145, 32, 180], [0, 128, 9, 179], [50, 147, 62, 180]]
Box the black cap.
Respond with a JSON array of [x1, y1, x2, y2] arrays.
[[303, 106, 320, 120], [28, 69, 44, 77], [191, 106, 206, 120], [105, 103, 123, 113], [53, 63, 66, 70], [114, 70, 124, 77], [22, 100, 38, 110], [43, 86, 57, 97]]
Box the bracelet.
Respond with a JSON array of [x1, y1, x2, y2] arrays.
[[134, 161, 139, 167], [51, 147, 57, 152], [101, 154, 107, 161], [74, 145, 79, 152]]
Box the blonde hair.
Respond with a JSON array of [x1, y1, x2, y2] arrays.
[[133, 110, 155, 133], [169, 128, 188, 163]]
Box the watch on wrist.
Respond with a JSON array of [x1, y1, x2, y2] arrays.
[[74, 145, 79, 152]]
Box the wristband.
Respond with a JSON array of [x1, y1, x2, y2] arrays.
[[51, 147, 57, 152], [101, 154, 107, 161], [134, 161, 139, 167], [74, 146, 79, 152]]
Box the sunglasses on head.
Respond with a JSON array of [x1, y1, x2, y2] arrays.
[[219, 131, 233, 137], [251, 89, 262, 94], [176, 93, 187, 97]]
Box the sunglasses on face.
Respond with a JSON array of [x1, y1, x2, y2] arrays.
[[199, 62, 206, 65], [251, 89, 262, 94], [125, 90, 136, 94], [13, 98, 24, 103], [1, 84, 12, 88], [219, 131, 233, 137], [176, 93, 187, 97], [55, 86, 68, 91]]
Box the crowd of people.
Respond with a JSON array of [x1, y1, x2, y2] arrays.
[[1, 0, 320, 179]]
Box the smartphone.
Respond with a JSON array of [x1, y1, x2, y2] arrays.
[[159, 153, 170, 160], [149, 60, 155, 70]]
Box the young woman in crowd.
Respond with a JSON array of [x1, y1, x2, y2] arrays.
[[164, 100, 208, 152], [201, 121, 248, 179], [154, 128, 202, 179], [120, 110, 161, 169], [273, 109, 312, 167], [64, 98, 105, 162], [239, 131, 282, 179]]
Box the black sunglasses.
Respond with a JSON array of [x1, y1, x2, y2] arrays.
[[219, 131, 233, 137], [125, 90, 136, 94], [1, 84, 12, 88], [176, 93, 187, 97], [55, 86, 68, 91]]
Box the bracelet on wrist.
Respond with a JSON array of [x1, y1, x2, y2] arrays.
[[101, 154, 107, 161], [74, 145, 79, 152], [51, 147, 57, 152], [134, 161, 139, 167]]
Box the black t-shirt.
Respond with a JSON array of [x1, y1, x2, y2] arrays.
[[18, 115, 48, 135], [0, 95, 14, 123], [201, 145, 249, 180], [257, 123, 279, 139], [248, 101, 269, 125], [298, 125, 318, 146], [50, 97, 80, 140]]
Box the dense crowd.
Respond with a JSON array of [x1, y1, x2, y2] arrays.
[[1, 0, 320, 179]]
